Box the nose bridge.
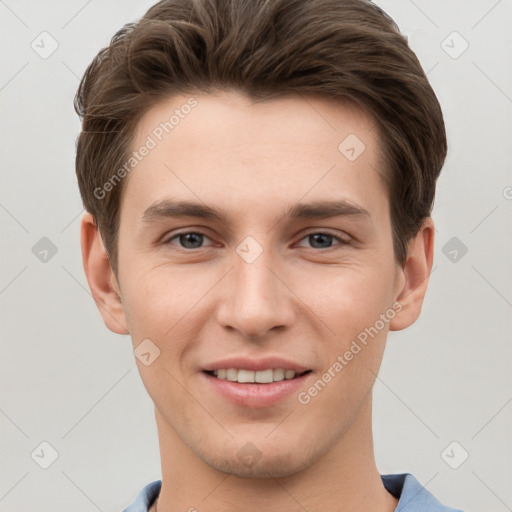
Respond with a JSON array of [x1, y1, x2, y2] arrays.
[[217, 236, 292, 338], [237, 245, 276, 306]]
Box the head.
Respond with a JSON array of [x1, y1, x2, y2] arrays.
[[77, 0, 446, 478]]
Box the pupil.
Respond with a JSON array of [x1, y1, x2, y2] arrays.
[[181, 233, 203, 248], [310, 233, 332, 248]]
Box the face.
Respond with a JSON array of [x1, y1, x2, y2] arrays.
[[102, 91, 409, 477]]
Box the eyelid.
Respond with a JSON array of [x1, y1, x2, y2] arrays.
[[295, 229, 351, 247], [163, 229, 351, 249], [163, 230, 215, 247]]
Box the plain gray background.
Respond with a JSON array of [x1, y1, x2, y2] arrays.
[[1, 1, 511, 511]]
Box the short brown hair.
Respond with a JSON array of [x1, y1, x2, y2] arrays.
[[75, 0, 447, 274]]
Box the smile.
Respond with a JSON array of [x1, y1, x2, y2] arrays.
[[202, 369, 313, 408], [207, 368, 311, 384]]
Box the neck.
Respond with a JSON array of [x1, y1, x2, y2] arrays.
[[153, 394, 398, 512]]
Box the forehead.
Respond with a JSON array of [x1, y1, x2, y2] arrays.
[[121, 90, 387, 221], [134, 89, 377, 154]]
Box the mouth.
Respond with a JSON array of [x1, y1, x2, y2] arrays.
[[201, 368, 314, 408], [203, 368, 312, 384]]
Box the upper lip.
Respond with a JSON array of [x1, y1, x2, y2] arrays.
[[203, 356, 310, 373]]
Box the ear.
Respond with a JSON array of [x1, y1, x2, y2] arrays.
[[80, 213, 129, 335], [389, 217, 435, 331]]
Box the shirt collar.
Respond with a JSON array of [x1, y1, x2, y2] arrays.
[[123, 473, 464, 512]]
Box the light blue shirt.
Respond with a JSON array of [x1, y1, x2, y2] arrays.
[[122, 473, 464, 511]]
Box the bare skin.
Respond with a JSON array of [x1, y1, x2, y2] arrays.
[[82, 91, 434, 511]]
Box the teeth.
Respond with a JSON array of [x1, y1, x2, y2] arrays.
[[255, 369, 273, 383], [273, 368, 285, 381], [226, 368, 238, 382], [211, 368, 300, 383], [238, 369, 255, 383], [284, 369, 295, 379]]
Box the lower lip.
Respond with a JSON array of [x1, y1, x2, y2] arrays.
[[202, 371, 312, 408]]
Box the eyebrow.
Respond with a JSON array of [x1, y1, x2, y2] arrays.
[[141, 198, 371, 224]]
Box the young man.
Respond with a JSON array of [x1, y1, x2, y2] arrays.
[[75, 0, 464, 510]]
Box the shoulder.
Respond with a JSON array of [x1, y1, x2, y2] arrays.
[[121, 480, 162, 512], [381, 473, 465, 511], [122, 475, 466, 511]]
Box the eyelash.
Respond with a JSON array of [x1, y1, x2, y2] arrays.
[[163, 230, 350, 251]]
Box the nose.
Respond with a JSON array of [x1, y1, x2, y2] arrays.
[[215, 245, 296, 340]]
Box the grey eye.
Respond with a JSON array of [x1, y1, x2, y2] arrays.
[[168, 232, 210, 249]]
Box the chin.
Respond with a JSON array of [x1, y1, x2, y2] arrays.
[[207, 452, 311, 479], [193, 436, 326, 479]]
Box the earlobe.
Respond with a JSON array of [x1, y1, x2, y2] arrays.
[[80, 213, 129, 335], [389, 217, 435, 331]]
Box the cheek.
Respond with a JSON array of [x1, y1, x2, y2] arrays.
[[314, 265, 395, 387], [120, 264, 195, 338], [322, 265, 394, 330], [120, 266, 212, 386]]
